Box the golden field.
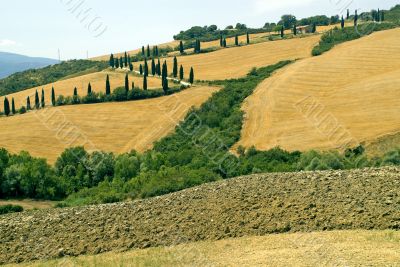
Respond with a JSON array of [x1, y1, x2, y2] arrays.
[[236, 28, 400, 152], [0, 86, 219, 163], [135, 35, 321, 80], [8, 230, 400, 267], [0, 70, 162, 112]]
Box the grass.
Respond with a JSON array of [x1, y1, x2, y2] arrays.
[[0, 86, 219, 163], [237, 27, 400, 153], [7, 230, 400, 267], [0, 199, 56, 210]]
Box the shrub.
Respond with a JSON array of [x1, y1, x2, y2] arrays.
[[0, 204, 23, 215]]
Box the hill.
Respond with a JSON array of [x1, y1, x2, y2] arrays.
[[0, 70, 162, 111], [1, 166, 399, 264], [236, 28, 400, 153], [135, 35, 321, 81], [0, 52, 58, 79], [0, 86, 218, 162]]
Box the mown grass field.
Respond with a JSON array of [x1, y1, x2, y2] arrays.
[[135, 35, 321, 81], [237, 28, 400, 153], [0, 86, 219, 163], [0, 70, 162, 112], [6, 230, 400, 267]]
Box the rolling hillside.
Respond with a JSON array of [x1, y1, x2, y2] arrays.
[[0, 70, 162, 111], [135, 35, 321, 81], [236, 28, 400, 153], [0, 86, 219, 162]]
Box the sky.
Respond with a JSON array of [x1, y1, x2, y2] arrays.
[[0, 0, 398, 60]]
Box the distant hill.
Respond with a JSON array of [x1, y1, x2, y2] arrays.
[[0, 52, 58, 78]]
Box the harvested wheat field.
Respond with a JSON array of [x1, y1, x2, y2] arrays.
[[0, 70, 161, 112], [236, 28, 400, 152], [135, 35, 320, 81], [7, 230, 400, 267], [0, 86, 219, 163]]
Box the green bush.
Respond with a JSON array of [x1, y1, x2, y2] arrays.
[[0, 204, 23, 215]]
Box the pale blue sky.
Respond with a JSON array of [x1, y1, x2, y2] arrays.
[[1, 0, 398, 59]]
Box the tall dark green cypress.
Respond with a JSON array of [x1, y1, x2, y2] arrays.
[[124, 52, 128, 67], [11, 98, 15, 114], [88, 83, 92, 95], [115, 58, 119, 68], [74, 87, 78, 96], [41, 88, 45, 108], [235, 34, 239, 46], [139, 64, 143, 75], [4, 97, 10, 116], [35, 90, 40, 109], [26, 96, 31, 110], [119, 57, 123, 69], [281, 26, 284, 38], [189, 67, 194, 84], [142, 46, 145, 56], [51, 87, 56, 106], [129, 63, 133, 71], [381, 10, 385, 21], [223, 38, 227, 47], [341, 16, 345, 29], [151, 58, 156, 76], [143, 74, 148, 90], [106, 75, 111, 95], [173, 56, 178, 78], [179, 65, 184, 80], [162, 61, 168, 87], [157, 59, 161, 76], [246, 32, 250, 44], [293, 24, 297, 35], [155, 46, 159, 56], [125, 74, 129, 92], [179, 41, 184, 54], [144, 59, 149, 77], [109, 53, 115, 68], [220, 35, 223, 47], [347, 9, 350, 20], [354, 10, 358, 26], [147, 45, 151, 58], [131, 81, 135, 90]]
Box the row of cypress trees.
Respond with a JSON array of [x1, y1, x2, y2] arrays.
[[219, 32, 251, 48]]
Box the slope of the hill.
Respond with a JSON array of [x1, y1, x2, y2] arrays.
[[0, 86, 219, 162], [135, 35, 321, 81], [237, 28, 400, 152], [1, 167, 399, 264], [0, 70, 161, 111], [7, 230, 400, 267]]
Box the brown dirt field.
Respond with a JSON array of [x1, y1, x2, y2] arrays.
[[135, 35, 321, 81], [236, 28, 400, 152], [0, 86, 219, 163], [7, 230, 400, 267], [0, 200, 56, 210], [0, 70, 162, 112], [0, 167, 399, 264]]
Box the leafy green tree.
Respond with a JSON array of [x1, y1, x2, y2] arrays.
[[279, 14, 297, 29], [35, 90, 40, 109], [41, 89, 45, 108], [189, 67, 194, 84], [143, 75, 148, 90], [246, 32, 250, 44], [139, 64, 143, 75], [173, 56, 178, 78], [235, 34, 239, 46], [51, 87, 56, 106], [151, 58, 156, 76], [125, 74, 129, 92], [179, 65, 184, 80], [11, 98, 15, 114], [88, 83, 92, 95], [381, 10, 385, 21], [179, 41, 184, 54], [26, 97, 31, 110], [106, 74, 111, 95], [4, 97, 10, 116], [109, 53, 115, 68]]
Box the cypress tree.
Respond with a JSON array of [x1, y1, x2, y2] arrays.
[[195, 39, 201, 53], [162, 61, 168, 87], [26, 96, 31, 110], [125, 74, 129, 92], [311, 23, 316, 33], [293, 24, 297, 35], [109, 53, 115, 68], [129, 63, 133, 71], [41, 88, 45, 108], [119, 57, 123, 69], [142, 46, 145, 56], [157, 59, 161, 76], [162, 77, 168, 93], [139, 64, 143, 75], [124, 52, 128, 67], [235, 34, 239, 46], [341, 16, 345, 29], [35, 90, 40, 109], [173, 56, 178, 78], [223, 38, 227, 47], [147, 45, 151, 58], [11, 98, 15, 114], [189, 67, 194, 84], [131, 81, 135, 90], [354, 10, 358, 26], [220, 35, 223, 47], [115, 58, 120, 68], [144, 59, 149, 77], [143, 75, 148, 90], [347, 9, 350, 20], [381, 10, 385, 21], [106, 74, 111, 95], [151, 58, 156, 76], [155, 46, 159, 57], [179, 65, 184, 80], [51, 87, 56, 106], [88, 83, 92, 95], [4, 97, 10, 116], [74, 87, 78, 96], [128, 55, 131, 65], [246, 32, 250, 44], [281, 26, 284, 38], [179, 41, 184, 54]]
